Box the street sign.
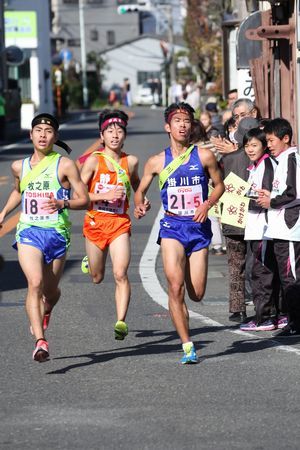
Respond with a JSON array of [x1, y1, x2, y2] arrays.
[[4, 11, 38, 49], [236, 11, 262, 69], [5, 45, 24, 66], [59, 48, 72, 62]]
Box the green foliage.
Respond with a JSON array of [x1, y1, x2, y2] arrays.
[[184, 0, 223, 88]]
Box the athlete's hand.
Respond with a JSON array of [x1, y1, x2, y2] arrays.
[[105, 185, 124, 202], [0, 211, 5, 229], [42, 193, 62, 213], [143, 196, 151, 212], [193, 201, 210, 223], [255, 189, 271, 208], [134, 204, 147, 219]]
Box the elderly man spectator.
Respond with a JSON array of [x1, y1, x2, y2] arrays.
[[211, 98, 260, 154]]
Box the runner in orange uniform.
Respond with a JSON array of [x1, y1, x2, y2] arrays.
[[80, 109, 148, 340]]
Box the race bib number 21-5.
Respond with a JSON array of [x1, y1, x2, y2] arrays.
[[167, 185, 203, 216]]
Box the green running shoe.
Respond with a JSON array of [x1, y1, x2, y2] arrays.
[[181, 343, 198, 364], [81, 255, 89, 274], [114, 320, 128, 340]]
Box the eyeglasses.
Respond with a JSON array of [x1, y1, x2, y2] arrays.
[[232, 109, 255, 121]]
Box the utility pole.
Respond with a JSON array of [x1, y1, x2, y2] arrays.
[[166, 4, 176, 85], [79, 0, 88, 108], [0, 0, 7, 93]]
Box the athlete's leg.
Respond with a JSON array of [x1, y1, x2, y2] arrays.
[[85, 238, 108, 284], [17, 244, 45, 341], [161, 238, 190, 343], [185, 247, 209, 302], [109, 233, 131, 321], [43, 255, 66, 313]]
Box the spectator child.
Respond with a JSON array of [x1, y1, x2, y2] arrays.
[[257, 118, 300, 337], [239, 128, 281, 331]]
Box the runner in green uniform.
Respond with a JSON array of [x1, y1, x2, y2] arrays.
[[0, 113, 89, 362]]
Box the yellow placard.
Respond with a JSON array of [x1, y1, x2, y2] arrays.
[[221, 194, 250, 228], [219, 173, 251, 228], [219, 172, 251, 204]]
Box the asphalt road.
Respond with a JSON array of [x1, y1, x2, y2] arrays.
[[0, 108, 300, 450]]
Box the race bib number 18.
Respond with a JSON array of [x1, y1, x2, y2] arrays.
[[23, 190, 58, 222]]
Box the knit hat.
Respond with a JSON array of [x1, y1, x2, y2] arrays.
[[234, 117, 259, 146]]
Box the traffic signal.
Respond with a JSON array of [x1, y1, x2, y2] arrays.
[[117, 3, 150, 14]]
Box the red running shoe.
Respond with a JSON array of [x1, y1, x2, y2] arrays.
[[32, 339, 49, 362]]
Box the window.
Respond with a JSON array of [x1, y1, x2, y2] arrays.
[[90, 29, 99, 41], [67, 38, 81, 47], [137, 71, 160, 85], [107, 31, 115, 46]]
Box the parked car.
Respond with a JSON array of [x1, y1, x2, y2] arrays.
[[133, 82, 160, 106]]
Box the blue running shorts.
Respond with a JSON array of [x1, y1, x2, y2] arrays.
[[14, 226, 70, 264], [157, 215, 212, 256]]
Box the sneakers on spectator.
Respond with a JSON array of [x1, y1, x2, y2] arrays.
[[240, 319, 275, 331], [32, 339, 49, 362], [114, 320, 128, 340], [240, 320, 257, 331], [277, 316, 288, 329], [181, 342, 198, 364], [272, 325, 300, 338], [256, 320, 276, 331], [81, 255, 89, 274]]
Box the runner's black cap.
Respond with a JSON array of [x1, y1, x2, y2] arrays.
[[31, 113, 59, 131], [31, 113, 72, 153]]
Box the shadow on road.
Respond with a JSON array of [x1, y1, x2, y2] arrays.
[[47, 327, 216, 375]]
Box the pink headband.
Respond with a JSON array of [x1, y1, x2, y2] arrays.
[[167, 108, 191, 123], [100, 117, 127, 132], [167, 109, 191, 124]]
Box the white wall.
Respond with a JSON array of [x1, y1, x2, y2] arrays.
[[101, 37, 184, 98]]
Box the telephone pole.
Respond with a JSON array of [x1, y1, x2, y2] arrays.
[[0, 1, 7, 93], [79, 0, 88, 108], [166, 4, 176, 85]]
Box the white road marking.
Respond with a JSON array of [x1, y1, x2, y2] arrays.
[[139, 206, 300, 356]]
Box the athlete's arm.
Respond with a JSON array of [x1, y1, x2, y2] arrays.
[[76, 138, 103, 170], [43, 158, 89, 212], [128, 155, 151, 213], [0, 160, 22, 227], [193, 149, 224, 223], [80, 153, 124, 203], [128, 154, 140, 192], [134, 154, 161, 219]]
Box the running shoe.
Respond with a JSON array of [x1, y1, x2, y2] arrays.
[[81, 255, 89, 274], [277, 316, 288, 329], [181, 343, 198, 364], [272, 325, 300, 338], [114, 320, 128, 340], [32, 339, 49, 362]]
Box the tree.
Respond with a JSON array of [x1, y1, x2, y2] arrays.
[[86, 51, 107, 107], [184, 0, 223, 91]]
